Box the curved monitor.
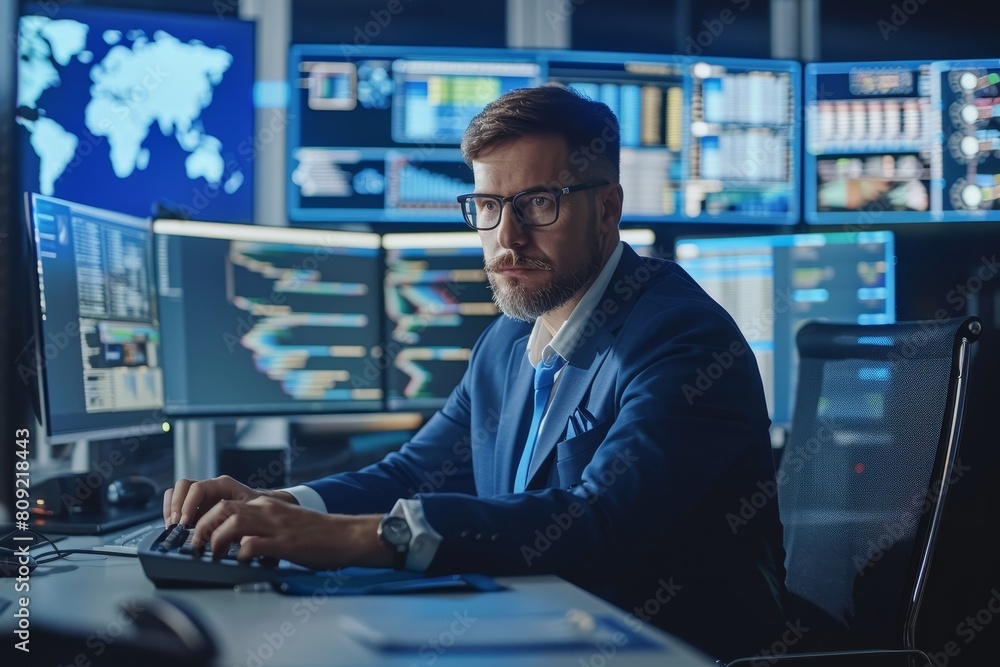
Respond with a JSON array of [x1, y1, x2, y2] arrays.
[[25, 193, 167, 444], [548, 54, 800, 224], [805, 59, 1000, 223], [288, 46, 800, 225], [288, 46, 542, 224], [674, 231, 896, 427], [154, 221, 384, 416]]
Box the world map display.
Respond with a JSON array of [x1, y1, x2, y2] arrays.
[[17, 7, 254, 222]]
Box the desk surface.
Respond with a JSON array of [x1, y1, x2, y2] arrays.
[[1, 532, 719, 666]]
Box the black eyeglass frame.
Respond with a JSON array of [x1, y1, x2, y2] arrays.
[[456, 180, 610, 231]]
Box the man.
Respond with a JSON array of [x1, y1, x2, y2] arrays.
[[165, 85, 787, 661]]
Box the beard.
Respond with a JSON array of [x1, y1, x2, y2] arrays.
[[485, 248, 603, 323]]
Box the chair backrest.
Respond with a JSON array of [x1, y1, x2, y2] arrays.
[[777, 316, 980, 650]]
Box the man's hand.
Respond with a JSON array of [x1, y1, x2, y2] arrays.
[[163, 475, 297, 526], [189, 496, 391, 571]]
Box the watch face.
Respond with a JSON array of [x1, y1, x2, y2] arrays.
[[381, 516, 411, 546]]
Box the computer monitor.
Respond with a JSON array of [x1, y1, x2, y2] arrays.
[[16, 4, 255, 222], [674, 231, 896, 427], [287, 46, 543, 223], [287, 46, 801, 225], [382, 229, 658, 411], [154, 220, 384, 415], [546, 52, 800, 224], [25, 193, 166, 444], [805, 59, 1000, 223], [931, 59, 1000, 218]]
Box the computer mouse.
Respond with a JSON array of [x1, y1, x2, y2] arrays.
[[129, 597, 217, 662], [0, 546, 37, 577], [106, 476, 157, 508]]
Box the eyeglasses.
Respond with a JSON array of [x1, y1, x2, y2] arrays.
[[456, 180, 609, 231]]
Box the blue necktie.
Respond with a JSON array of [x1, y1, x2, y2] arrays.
[[513, 354, 567, 493]]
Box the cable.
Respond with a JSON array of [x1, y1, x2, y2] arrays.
[[2, 527, 139, 565], [33, 548, 137, 565], [0, 526, 63, 552]]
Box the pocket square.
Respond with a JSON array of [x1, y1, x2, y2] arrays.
[[567, 406, 598, 438]]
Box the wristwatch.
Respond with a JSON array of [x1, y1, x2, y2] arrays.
[[377, 514, 412, 570]]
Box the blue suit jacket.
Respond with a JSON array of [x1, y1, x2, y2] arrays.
[[307, 245, 787, 660]]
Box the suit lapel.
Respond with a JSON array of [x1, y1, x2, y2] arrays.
[[523, 246, 651, 487]]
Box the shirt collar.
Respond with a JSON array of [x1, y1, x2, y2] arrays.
[[526, 241, 625, 367]]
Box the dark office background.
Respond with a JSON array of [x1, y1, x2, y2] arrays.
[[2, 1, 998, 664]]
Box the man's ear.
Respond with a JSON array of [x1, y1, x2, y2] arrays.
[[598, 183, 624, 234]]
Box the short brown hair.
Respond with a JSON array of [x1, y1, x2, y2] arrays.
[[460, 85, 620, 184]]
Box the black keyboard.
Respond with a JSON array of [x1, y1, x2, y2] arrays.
[[137, 524, 283, 588]]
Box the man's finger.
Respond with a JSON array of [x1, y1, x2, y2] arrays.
[[162, 488, 173, 525]]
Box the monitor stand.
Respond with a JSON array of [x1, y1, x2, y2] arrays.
[[174, 418, 217, 480], [22, 436, 168, 536], [29, 419, 221, 535]]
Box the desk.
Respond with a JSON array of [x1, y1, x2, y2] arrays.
[[1, 533, 719, 666]]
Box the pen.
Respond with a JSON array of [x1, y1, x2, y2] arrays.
[[234, 581, 273, 592], [565, 608, 596, 634]]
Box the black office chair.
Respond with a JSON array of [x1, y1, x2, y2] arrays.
[[727, 316, 981, 667]]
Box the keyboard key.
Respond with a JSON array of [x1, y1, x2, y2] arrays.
[[157, 524, 190, 552]]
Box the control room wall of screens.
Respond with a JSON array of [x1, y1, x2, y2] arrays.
[[805, 58, 1000, 224], [674, 231, 896, 427], [383, 229, 658, 411], [16, 4, 255, 223], [153, 221, 384, 416], [288, 46, 800, 226], [26, 194, 166, 444]]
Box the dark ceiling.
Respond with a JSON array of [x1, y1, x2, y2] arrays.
[[18, 0, 998, 61]]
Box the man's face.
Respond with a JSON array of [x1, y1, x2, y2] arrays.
[[471, 134, 620, 323]]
